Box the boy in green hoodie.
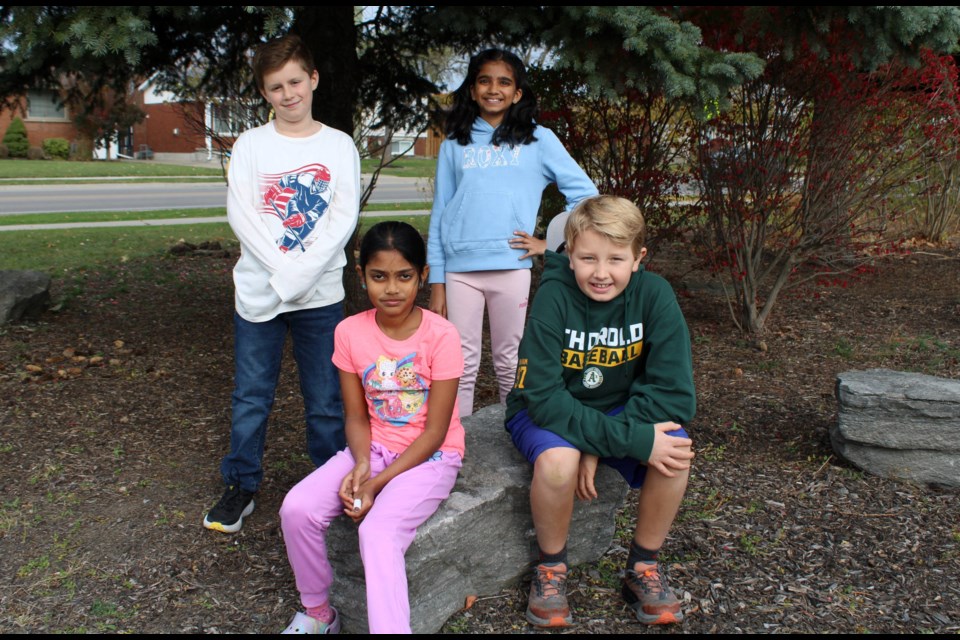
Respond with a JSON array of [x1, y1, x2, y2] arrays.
[[505, 195, 695, 628]]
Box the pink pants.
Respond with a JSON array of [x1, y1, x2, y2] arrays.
[[445, 269, 531, 416], [280, 444, 461, 634]]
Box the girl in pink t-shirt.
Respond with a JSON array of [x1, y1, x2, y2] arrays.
[[280, 221, 464, 634]]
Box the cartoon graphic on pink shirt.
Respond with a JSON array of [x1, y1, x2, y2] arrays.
[[362, 353, 427, 426]]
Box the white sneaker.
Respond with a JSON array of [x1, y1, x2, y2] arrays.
[[281, 609, 341, 634]]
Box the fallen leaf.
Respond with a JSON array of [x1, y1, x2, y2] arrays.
[[464, 595, 478, 609], [114, 340, 125, 348]]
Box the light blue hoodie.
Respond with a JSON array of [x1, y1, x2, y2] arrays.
[[427, 118, 597, 284]]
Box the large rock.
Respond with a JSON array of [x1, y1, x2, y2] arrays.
[[833, 369, 960, 487], [325, 404, 628, 634], [0, 270, 51, 324]]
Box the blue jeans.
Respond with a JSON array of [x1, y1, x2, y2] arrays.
[[221, 303, 345, 492]]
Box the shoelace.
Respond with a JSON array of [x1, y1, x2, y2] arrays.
[[628, 567, 667, 596], [220, 487, 248, 509], [535, 567, 567, 599]]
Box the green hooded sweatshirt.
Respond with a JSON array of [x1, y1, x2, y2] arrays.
[[505, 251, 696, 461]]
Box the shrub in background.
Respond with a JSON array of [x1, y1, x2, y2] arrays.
[[3, 116, 29, 157], [42, 137, 69, 160], [0, 144, 9, 159]]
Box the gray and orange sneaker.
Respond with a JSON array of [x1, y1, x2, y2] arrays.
[[621, 564, 683, 625], [525, 562, 573, 627]]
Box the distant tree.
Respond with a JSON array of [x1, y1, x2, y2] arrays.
[[901, 50, 960, 244], [0, 6, 176, 157], [535, 68, 696, 249], [679, 6, 960, 334], [2, 116, 29, 157]]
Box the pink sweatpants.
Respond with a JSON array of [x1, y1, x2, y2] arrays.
[[445, 269, 531, 416], [280, 444, 462, 634]]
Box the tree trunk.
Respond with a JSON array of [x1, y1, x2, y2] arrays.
[[294, 7, 358, 135]]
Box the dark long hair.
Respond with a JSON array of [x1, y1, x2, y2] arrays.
[[444, 49, 538, 147]]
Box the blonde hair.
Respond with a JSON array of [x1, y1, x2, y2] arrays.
[[564, 195, 646, 257]]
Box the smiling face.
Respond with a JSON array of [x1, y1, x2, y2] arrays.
[[359, 249, 427, 322], [259, 59, 319, 133], [568, 229, 646, 302], [469, 60, 522, 128]]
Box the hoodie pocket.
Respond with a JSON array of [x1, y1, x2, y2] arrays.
[[444, 190, 522, 254]]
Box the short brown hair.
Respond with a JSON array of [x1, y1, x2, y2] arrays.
[[564, 195, 646, 258], [252, 35, 316, 92]]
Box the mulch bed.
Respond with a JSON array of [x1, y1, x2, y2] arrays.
[[0, 242, 957, 633]]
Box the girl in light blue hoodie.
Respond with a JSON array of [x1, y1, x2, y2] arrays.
[[428, 49, 597, 416]]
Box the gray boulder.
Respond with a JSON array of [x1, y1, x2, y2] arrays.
[[833, 369, 960, 487], [324, 404, 628, 634], [0, 270, 50, 324]]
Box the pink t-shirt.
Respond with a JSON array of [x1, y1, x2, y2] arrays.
[[332, 308, 465, 456]]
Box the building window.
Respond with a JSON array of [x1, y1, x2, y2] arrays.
[[210, 104, 247, 137], [26, 90, 68, 121], [390, 138, 417, 157]]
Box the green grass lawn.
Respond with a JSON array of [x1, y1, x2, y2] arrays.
[[0, 208, 229, 227], [0, 224, 239, 272], [0, 202, 430, 227], [361, 156, 436, 178], [0, 214, 430, 272], [0, 158, 434, 181], [0, 159, 224, 180]]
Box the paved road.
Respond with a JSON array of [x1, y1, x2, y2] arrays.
[[0, 175, 430, 216]]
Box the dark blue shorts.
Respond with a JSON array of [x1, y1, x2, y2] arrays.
[[506, 407, 689, 489]]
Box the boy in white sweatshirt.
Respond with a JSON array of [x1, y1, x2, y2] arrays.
[[203, 34, 360, 534]]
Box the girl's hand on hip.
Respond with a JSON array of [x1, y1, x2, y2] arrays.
[[510, 230, 546, 259]]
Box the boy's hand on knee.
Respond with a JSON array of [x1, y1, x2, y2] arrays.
[[648, 422, 694, 478], [576, 454, 600, 501]]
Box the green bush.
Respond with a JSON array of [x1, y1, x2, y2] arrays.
[[42, 137, 69, 160], [2, 116, 29, 157]]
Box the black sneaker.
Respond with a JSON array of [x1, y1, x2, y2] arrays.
[[203, 485, 255, 533]]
